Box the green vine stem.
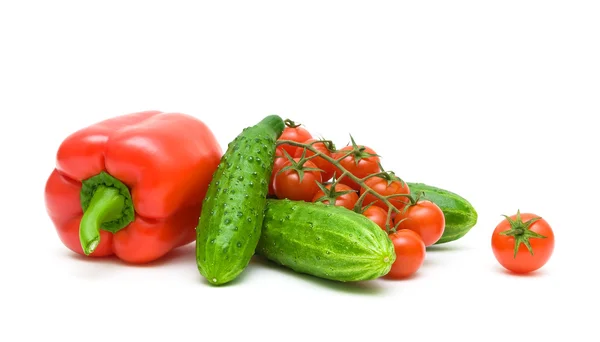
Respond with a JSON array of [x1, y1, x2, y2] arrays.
[[284, 119, 301, 128], [276, 139, 415, 233]]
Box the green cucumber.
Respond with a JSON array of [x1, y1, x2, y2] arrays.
[[407, 182, 478, 244], [196, 115, 285, 285], [257, 199, 396, 282]]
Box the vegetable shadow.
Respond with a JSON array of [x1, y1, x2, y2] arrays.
[[419, 257, 442, 268], [426, 243, 466, 252], [494, 265, 548, 278], [66, 243, 197, 268], [251, 256, 388, 296], [380, 272, 422, 282]]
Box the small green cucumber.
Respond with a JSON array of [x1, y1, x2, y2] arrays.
[[407, 182, 478, 244], [257, 199, 396, 282], [196, 115, 285, 285]]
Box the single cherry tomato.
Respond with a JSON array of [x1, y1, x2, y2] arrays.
[[394, 200, 445, 247], [361, 175, 410, 211], [335, 143, 380, 191], [491, 211, 554, 274], [274, 159, 322, 202], [269, 147, 288, 196], [386, 229, 426, 279], [294, 139, 336, 182], [278, 120, 312, 156], [362, 205, 389, 230], [311, 183, 358, 210]]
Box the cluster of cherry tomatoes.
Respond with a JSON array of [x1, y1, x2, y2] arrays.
[[270, 121, 447, 279]]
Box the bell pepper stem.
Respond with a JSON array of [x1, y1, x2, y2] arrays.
[[79, 186, 125, 255]]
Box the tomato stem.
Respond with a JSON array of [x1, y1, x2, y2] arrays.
[[313, 177, 356, 206], [278, 148, 324, 183], [353, 189, 371, 213], [499, 210, 547, 258], [283, 119, 302, 128], [335, 150, 355, 163], [384, 206, 394, 234]]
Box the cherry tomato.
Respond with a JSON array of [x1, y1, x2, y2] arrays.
[[274, 159, 322, 202], [311, 183, 358, 210], [268, 148, 288, 196], [362, 205, 389, 230], [393, 200, 445, 247], [361, 176, 410, 211], [335, 145, 380, 190], [491, 211, 554, 274], [294, 139, 336, 182], [278, 123, 312, 156], [386, 229, 426, 279]]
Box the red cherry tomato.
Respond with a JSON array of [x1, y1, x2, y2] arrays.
[[335, 145, 380, 191], [361, 176, 411, 211], [492, 211, 554, 274], [362, 205, 389, 230], [387, 229, 426, 279], [278, 123, 312, 156], [294, 139, 336, 182], [393, 200, 445, 247], [274, 159, 322, 202], [311, 183, 358, 210]]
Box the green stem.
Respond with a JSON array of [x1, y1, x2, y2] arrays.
[[79, 186, 125, 255], [284, 119, 301, 128], [385, 206, 394, 234]]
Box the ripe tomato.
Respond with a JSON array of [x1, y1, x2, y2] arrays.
[[393, 200, 445, 247], [386, 229, 426, 279], [335, 145, 380, 190], [491, 211, 554, 274], [278, 122, 312, 156], [360, 175, 410, 211], [268, 148, 288, 196], [294, 139, 336, 182], [274, 159, 322, 202], [311, 183, 358, 210], [362, 205, 389, 230]]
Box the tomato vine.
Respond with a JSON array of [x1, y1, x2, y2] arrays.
[[276, 139, 414, 233]]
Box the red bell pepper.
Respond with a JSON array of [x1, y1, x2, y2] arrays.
[[44, 111, 222, 263]]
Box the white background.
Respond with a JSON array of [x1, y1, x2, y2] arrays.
[[1, 1, 599, 341]]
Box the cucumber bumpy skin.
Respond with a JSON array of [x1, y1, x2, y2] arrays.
[[407, 182, 478, 244], [257, 199, 396, 282], [196, 115, 284, 285]]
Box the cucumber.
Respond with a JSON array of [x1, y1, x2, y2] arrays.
[[196, 115, 285, 285], [407, 182, 478, 244], [257, 199, 396, 282]]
